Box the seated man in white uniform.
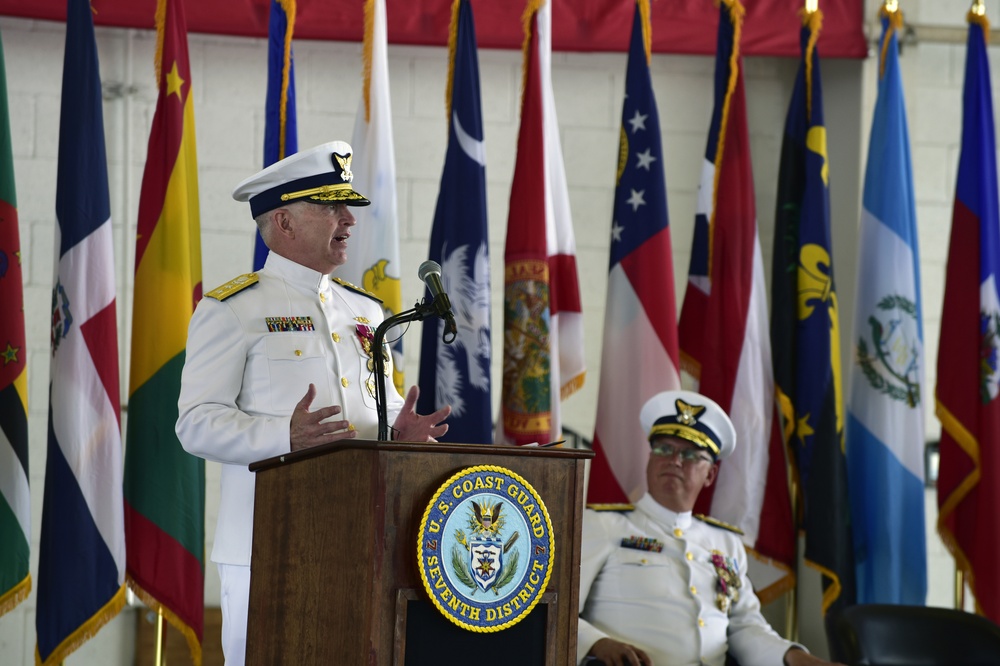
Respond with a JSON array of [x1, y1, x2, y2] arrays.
[[176, 141, 451, 665], [578, 390, 843, 666]]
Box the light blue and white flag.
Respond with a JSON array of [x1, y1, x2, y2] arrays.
[[416, 0, 491, 443], [845, 5, 926, 605]]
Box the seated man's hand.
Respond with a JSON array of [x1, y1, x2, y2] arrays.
[[783, 647, 846, 666], [588, 637, 653, 666]]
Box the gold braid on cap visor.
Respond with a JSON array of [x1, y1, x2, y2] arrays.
[[648, 424, 720, 456], [280, 183, 355, 201]]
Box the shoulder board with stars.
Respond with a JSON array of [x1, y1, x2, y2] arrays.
[[206, 273, 259, 301], [695, 514, 744, 535], [332, 277, 382, 304], [587, 503, 635, 512]]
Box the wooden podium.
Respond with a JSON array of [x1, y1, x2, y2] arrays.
[[246, 440, 593, 665]]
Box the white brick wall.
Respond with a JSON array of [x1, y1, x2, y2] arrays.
[[0, 0, 991, 661]]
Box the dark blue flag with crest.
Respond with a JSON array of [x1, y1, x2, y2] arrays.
[[417, 0, 491, 443]]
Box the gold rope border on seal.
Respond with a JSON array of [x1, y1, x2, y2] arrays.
[[416, 464, 556, 633]]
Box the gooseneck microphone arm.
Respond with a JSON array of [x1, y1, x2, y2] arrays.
[[374, 261, 459, 440]]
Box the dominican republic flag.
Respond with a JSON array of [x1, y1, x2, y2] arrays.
[[416, 0, 492, 444], [36, 0, 126, 662], [936, 8, 1000, 622], [123, 0, 205, 662], [498, 0, 585, 446], [0, 25, 30, 619], [677, 0, 794, 602], [253, 0, 298, 271], [846, 5, 927, 606], [344, 0, 405, 395], [587, 0, 680, 507], [771, 8, 855, 614]]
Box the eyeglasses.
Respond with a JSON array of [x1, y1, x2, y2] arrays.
[[651, 443, 713, 465]]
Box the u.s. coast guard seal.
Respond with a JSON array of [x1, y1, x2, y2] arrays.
[[417, 465, 554, 632]]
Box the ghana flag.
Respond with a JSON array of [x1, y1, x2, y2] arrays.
[[123, 0, 205, 662]]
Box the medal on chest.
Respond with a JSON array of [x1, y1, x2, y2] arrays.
[[355, 319, 389, 399], [710, 550, 741, 613]]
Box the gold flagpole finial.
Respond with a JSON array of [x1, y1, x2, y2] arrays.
[[805, 0, 818, 12], [971, 0, 986, 17], [884, 0, 898, 12]]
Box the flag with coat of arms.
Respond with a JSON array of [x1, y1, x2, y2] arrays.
[[936, 6, 1000, 622], [498, 0, 585, 447], [845, 4, 927, 605], [36, 0, 126, 661]]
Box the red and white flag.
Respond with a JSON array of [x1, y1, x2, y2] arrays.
[[677, 0, 794, 601], [498, 0, 584, 446]]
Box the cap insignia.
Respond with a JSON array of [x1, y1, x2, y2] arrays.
[[334, 152, 354, 183], [675, 399, 706, 426]]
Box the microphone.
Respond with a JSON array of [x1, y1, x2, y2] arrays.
[[417, 260, 457, 342]]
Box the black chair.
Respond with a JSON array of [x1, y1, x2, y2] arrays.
[[825, 604, 1000, 666]]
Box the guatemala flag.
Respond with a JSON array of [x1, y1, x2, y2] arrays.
[[846, 5, 927, 605], [36, 0, 126, 662], [417, 0, 491, 444]]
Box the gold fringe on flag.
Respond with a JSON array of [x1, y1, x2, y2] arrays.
[[878, 3, 904, 81], [361, 0, 375, 124], [800, 8, 823, 119], [445, 0, 460, 121], [638, 0, 652, 64], [154, 0, 167, 88], [278, 0, 296, 160], [519, 0, 545, 112], [708, 0, 745, 277], [36, 586, 126, 666], [936, 399, 984, 613], [127, 574, 203, 666], [0, 575, 30, 617]]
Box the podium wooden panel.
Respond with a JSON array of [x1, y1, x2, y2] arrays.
[[246, 440, 592, 665]]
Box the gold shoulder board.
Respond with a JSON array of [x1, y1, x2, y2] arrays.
[[206, 273, 259, 301], [332, 277, 383, 304], [586, 503, 635, 512], [694, 514, 744, 535]]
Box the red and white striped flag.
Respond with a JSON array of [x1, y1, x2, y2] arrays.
[[498, 0, 585, 446]]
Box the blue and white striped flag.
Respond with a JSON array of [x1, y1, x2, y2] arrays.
[[36, 0, 126, 661], [416, 0, 491, 443], [845, 5, 927, 605]]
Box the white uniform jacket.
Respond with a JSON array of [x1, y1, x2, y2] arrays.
[[578, 495, 800, 666], [177, 252, 404, 566]]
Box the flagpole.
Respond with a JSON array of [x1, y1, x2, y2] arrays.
[[155, 608, 167, 666]]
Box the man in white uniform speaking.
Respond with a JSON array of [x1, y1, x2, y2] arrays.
[[578, 390, 842, 666], [176, 141, 450, 665]]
